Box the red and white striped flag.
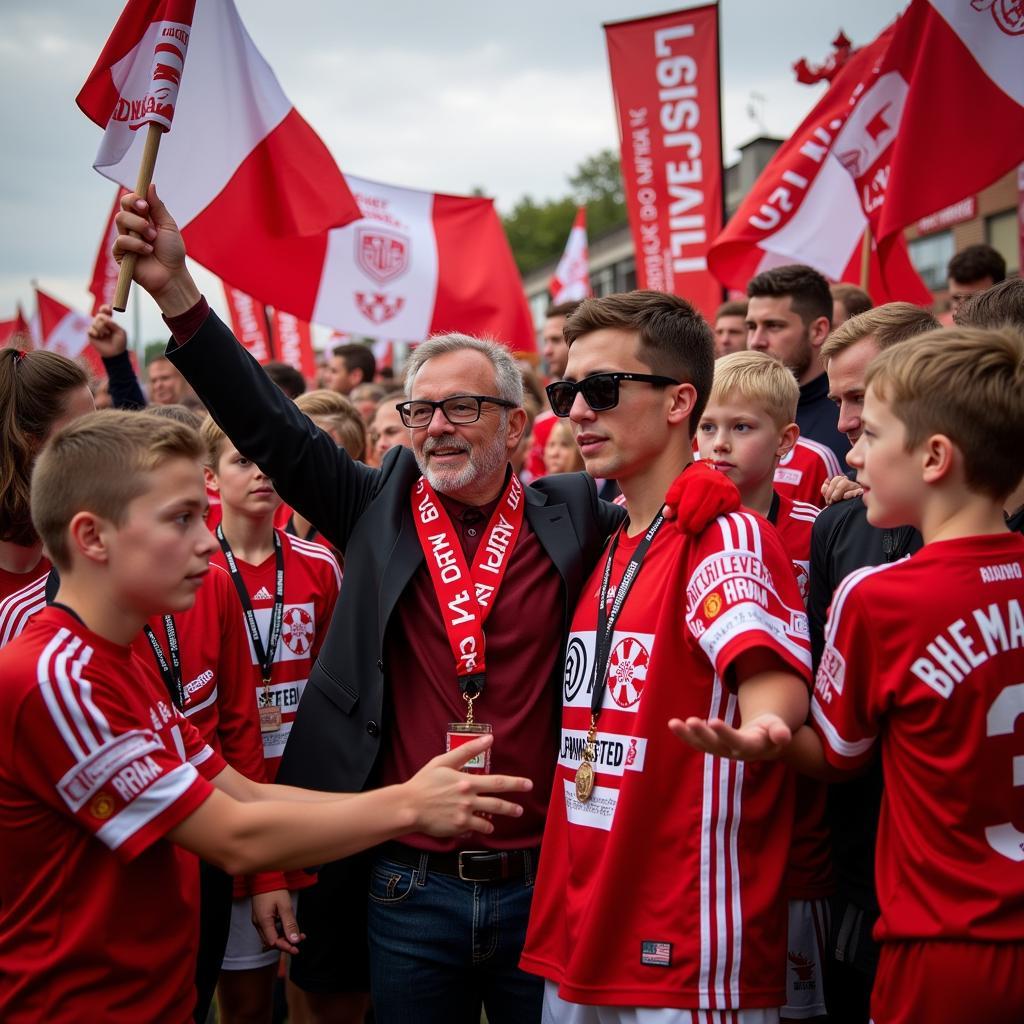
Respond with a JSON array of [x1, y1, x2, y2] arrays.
[[549, 207, 591, 303], [223, 285, 272, 364], [270, 310, 317, 379], [707, 19, 931, 304], [869, 0, 1024, 241], [88, 187, 129, 315], [76, 0, 361, 319]]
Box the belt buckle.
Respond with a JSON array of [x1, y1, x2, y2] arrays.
[[457, 850, 489, 882]]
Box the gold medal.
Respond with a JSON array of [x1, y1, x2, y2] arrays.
[[259, 705, 282, 733], [575, 760, 594, 802]]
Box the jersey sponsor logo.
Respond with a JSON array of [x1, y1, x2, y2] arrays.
[[562, 629, 657, 714], [815, 644, 846, 703], [910, 599, 1024, 699], [558, 729, 647, 776], [640, 941, 672, 967], [979, 561, 1023, 584], [57, 731, 163, 811], [184, 668, 214, 696], [281, 606, 315, 655], [248, 603, 316, 664], [110, 755, 164, 802], [774, 467, 803, 486], [608, 637, 650, 707], [563, 777, 617, 830], [252, 585, 273, 601]]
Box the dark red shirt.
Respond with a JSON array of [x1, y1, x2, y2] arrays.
[[379, 488, 562, 852]]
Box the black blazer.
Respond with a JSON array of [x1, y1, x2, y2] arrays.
[[168, 312, 626, 794]]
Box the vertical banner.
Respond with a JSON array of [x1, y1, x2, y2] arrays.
[[89, 187, 129, 314], [270, 309, 317, 379], [224, 285, 273, 364], [604, 4, 723, 318]]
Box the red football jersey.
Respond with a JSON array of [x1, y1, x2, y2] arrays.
[[768, 492, 831, 900], [811, 533, 1024, 942], [773, 438, 844, 509], [0, 555, 49, 606], [132, 562, 266, 785], [0, 569, 49, 649], [521, 510, 812, 1010], [0, 606, 225, 1022]]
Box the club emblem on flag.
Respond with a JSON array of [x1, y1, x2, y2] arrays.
[[355, 292, 405, 325], [971, 0, 1024, 35], [356, 228, 410, 284]]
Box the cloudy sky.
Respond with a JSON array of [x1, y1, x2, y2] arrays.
[[0, 0, 903, 343]]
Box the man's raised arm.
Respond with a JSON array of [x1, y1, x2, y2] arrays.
[[113, 186, 377, 549]]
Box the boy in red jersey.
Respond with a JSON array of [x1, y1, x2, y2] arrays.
[[0, 410, 531, 1024], [697, 350, 829, 1022], [675, 327, 1024, 1024], [198, 415, 343, 1022], [521, 292, 812, 1023]]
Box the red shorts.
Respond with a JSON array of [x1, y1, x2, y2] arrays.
[[872, 940, 1024, 1024]]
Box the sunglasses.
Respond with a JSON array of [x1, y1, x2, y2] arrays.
[[545, 372, 681, 417]]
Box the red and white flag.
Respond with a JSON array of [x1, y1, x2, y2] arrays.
[[371, 338, 395, 373], [868, 0, 1024, 241], [605, 6, 724, 318], [223, 285, 272, 364], [549, 207, 592, 303], [36, 290, 104, 375], [89, 187, 129, 315], [77, 0, 361, 319], [298, 176, 535, 351], [270, 310, 317, 379], [0, 308, 32, 350], [707, 20, 931, 304]]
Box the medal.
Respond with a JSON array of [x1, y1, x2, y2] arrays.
[[575, 760, 594, 802], [259, 681, 281, 733]]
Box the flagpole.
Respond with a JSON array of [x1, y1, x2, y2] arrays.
[[860, 226, 871, 292], [112, 123, 163, 312]]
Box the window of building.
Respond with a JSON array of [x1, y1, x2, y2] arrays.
[[987, 210, 1020, 276], [908, 230, 955, 290]]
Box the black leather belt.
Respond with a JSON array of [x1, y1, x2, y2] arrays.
[[378, 841, 538, 883]]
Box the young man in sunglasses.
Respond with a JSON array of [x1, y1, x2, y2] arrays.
[[521, 291, 813, 1024], [113, 188, 638, 1024]]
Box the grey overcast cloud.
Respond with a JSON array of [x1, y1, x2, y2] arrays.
[[0, 0, 903, 344]]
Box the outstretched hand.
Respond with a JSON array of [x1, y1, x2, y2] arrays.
[[661, 460, 742, 534], [113, 184, 199, 315], [668, 712, 794, 762], [406, 736, 532, 838], [88, 304, 128, 358]]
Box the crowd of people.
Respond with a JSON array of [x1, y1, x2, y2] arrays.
[[0, 184, 1021, 1024]]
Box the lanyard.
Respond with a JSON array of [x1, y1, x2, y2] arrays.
[[575, 513, 664, 802], [144, 615, 186, 710], [411, 473, 525, 706], [217, 526, 285, 698]]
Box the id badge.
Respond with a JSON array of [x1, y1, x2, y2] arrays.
[[446, 721, 492, 774], [259, 705, 282, 733]]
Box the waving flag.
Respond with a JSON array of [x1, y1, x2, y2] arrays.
[[0, 308, 32, 350], [223, 285, 273, 364], [77, 0, 361, 319], [868, 0, 1024, 240], [88, 187, 129, 315], [36, 290, 105, 377], [707, 19, 931, 304], [549, 207, 592, 303], [270, 311, 317, 379]]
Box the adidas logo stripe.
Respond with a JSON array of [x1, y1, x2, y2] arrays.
[[252, 586, 273, 600]]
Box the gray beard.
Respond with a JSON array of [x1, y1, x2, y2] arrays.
[[415, 426, 510, 495]]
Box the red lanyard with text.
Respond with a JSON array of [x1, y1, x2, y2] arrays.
[[143, 615, 186, 711], [217, 525, 286, 733], [411, 473, 525, 717], [574, 512, 665, 803]]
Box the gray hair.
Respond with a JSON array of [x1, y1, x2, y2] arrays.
[[404, 333, 524, 407]]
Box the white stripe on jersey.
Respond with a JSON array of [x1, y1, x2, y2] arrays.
[[797, 436, 844, 478], [55, 638, 105, 752], [183, 685, 219, 718], [70, 639, 113, 744], [95, 761, 200, 850], [189, 744, 215, 767], [0, 573, 47, 648], [285, 534, 342, 589], [789, 500, 821, 524], [810, 698, 876, 758]]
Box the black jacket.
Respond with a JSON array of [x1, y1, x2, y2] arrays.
[[797, 373, 849, 469], [167, 312, 626, 794]]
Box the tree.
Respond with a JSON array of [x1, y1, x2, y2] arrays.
[[501, 149, 627, 275]]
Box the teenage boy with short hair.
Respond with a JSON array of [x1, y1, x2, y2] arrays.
[[675, 327, 1024, 1024], [698, 350, 830, 1022], [521, 292, 812, 1022], [199, 415, 343, 1023], [0, 410, 530, 1023]]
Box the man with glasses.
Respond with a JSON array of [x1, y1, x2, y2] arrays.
[[521, 291, 812, 1024], [112, 189, 637, 1024]]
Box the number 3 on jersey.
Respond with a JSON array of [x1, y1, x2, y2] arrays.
[[986, 682, 1024, 862]]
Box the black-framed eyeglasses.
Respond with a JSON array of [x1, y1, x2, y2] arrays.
[[545, 372, 681, 417], [396, 394, 517, 428]]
